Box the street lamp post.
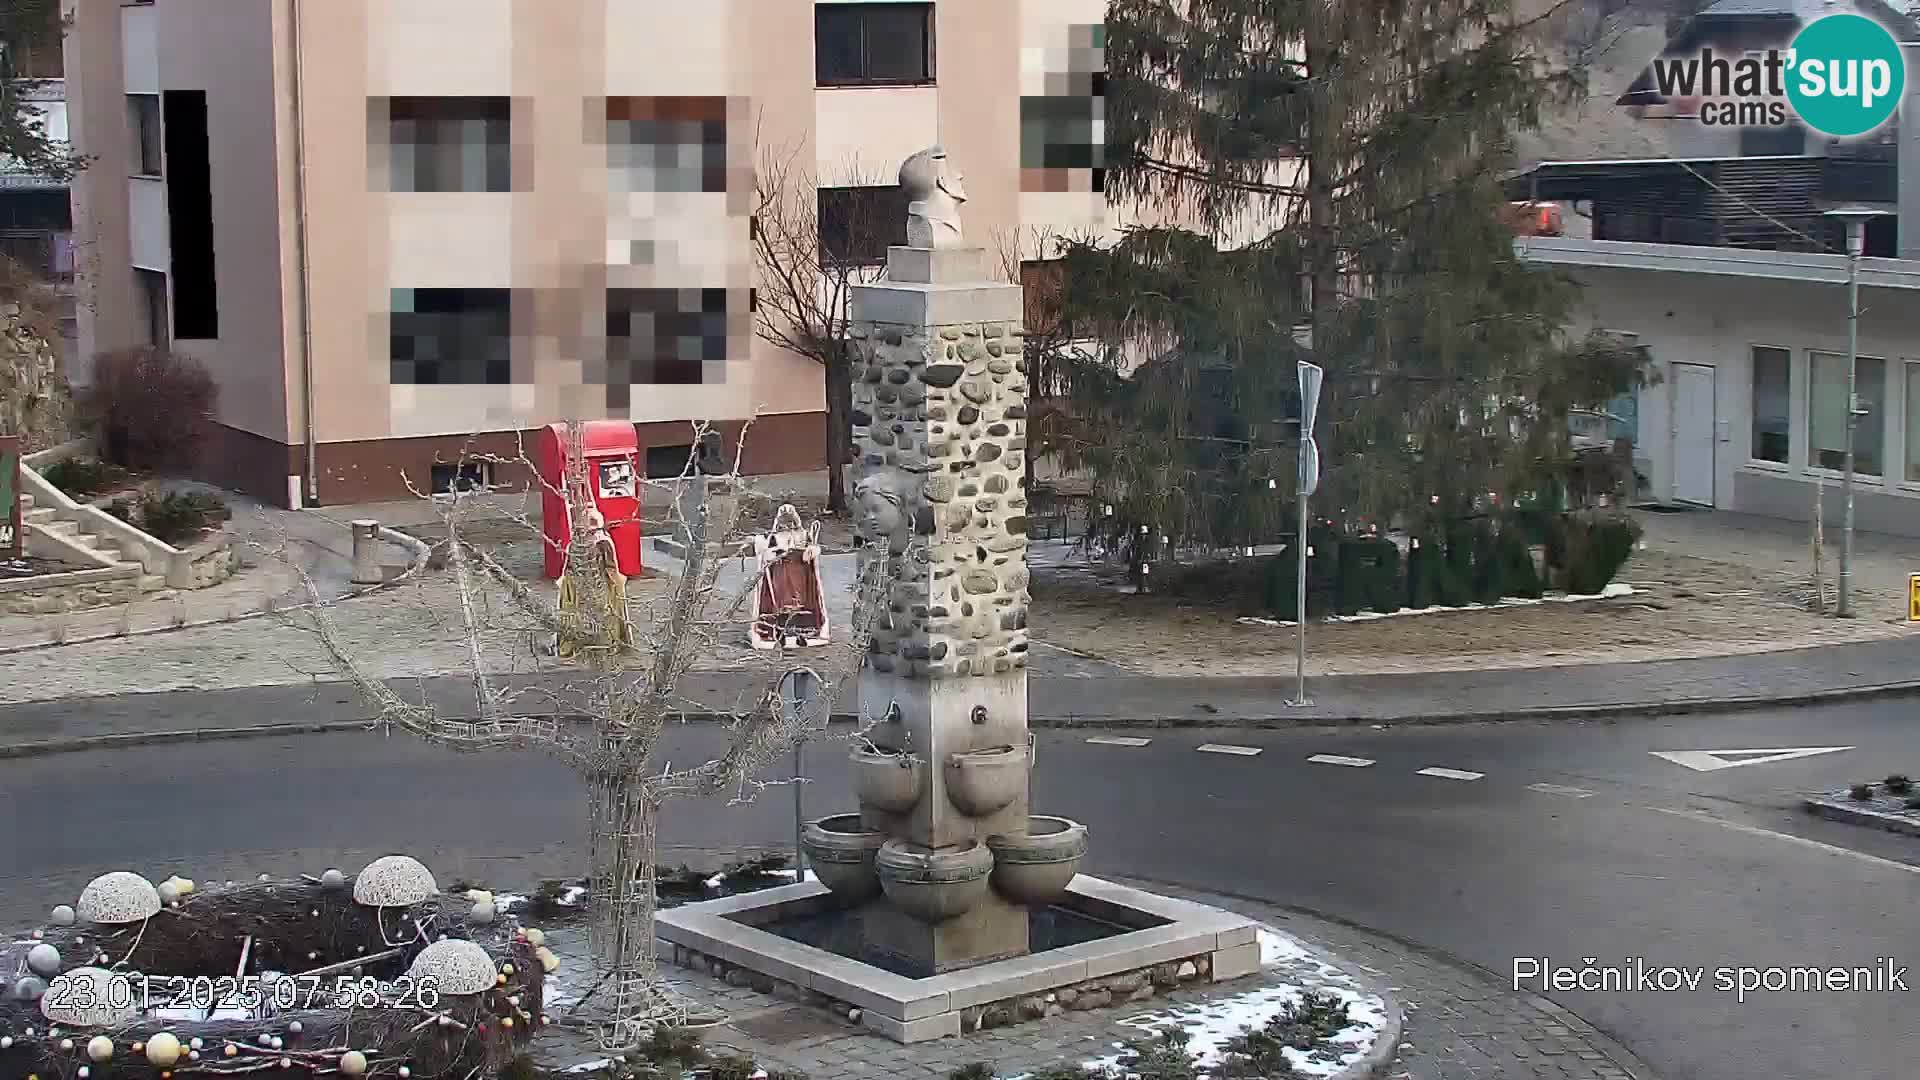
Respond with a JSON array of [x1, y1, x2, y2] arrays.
[[1822, 207, 1890, 619]]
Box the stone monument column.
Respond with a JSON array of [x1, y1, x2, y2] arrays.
[[848, 146, 1035, 974]]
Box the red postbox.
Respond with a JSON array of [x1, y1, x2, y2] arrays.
[[538, 421, 643, 580]]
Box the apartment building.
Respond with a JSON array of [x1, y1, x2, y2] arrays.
[[63, 0, 1108, 507]]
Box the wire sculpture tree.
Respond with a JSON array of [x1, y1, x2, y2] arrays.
[[292, 419, 884, 1052]]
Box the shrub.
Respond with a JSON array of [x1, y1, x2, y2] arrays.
[[41, 456, 129, 497], [1849, 783, 1874, 801], [1884, 774, 1912, 794], [1563, 512, 1643, 596], [134, 491, 228, 545], [82, 347, 218, 472], [1335, 537, 1402, 616]]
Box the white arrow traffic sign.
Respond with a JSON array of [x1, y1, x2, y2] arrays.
[[1650, 747, 1854, 772]]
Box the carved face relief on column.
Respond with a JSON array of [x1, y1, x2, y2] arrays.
[[855, 468, 924, 556]]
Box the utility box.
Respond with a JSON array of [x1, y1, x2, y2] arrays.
[[537, 422, 643, 580]]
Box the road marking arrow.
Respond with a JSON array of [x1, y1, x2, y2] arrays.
[[1649, 747, 1854, 772]]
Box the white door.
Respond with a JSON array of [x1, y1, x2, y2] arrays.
[[1672, 363, 1716, 506]]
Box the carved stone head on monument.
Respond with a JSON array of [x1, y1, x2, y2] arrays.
[[854, 467, 928, 557], [899, 146, 968, 249]]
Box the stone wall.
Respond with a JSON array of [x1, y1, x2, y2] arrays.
[[0, 571, 142, 615], [849, 318, 1031, 680], [0, 299, 70, 451]]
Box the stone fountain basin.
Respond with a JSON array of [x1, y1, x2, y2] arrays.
[[851, 744, 925, 813], [801, 814, 888, 901], [943, 742, 1030, 817], [986, 816, 1089, 906], [875, 839, 993, 924]]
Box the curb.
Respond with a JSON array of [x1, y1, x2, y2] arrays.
[[1324, 948, 1406, 1080], [7, 673, 1920, 759], [1801, 794, 1920, 838], [0, 527, 434, 656]]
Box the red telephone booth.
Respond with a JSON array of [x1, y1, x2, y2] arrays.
[[538, 422, 643, 580]]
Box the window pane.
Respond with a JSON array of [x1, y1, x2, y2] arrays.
[[1808, 351, 1884, 476], [862, 5, 932, 82], [1750, 346, 1790, 462], [1908, 364, 1920, 483], [129, 96, 162, 175], [379, 98, 511, 193], [815, 6, 865, 83]]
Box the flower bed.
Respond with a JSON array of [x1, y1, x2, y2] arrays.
[[1, 860, 560, 1080]]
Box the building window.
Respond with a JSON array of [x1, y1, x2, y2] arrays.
[[135, 269, 168, 351], [1750, 345, 1791, 463], [1021, 95, 1104, 171], [817, 185, 909, 267], [389, 288, 513, 385], [815, 3, 935, 87], [605, 97, 727, 194], [605, 288, 736, 393], [1808, 351, 1885, 476], [164, 90, 218, 339], [1739, 123, 1803, 157], [1907, 363, 1920, 483], [129, 95, 162, 176], [379, 97, 512, 194]]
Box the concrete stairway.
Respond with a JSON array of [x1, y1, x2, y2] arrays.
[[20, 492, 169, 592]]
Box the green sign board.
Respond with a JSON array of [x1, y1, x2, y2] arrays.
[[0, 436, 18, 560]]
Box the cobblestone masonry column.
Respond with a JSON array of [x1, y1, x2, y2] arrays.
[[849, 244, 1032, 974]]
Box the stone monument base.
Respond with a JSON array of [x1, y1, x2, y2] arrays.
[[654, 876, 1263, 1044]]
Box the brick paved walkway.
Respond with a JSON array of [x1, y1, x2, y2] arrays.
[[526, 880, 1655, 1080]]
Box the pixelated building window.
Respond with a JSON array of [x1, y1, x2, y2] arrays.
[[816, 3, 935, 86], [817, 186, 909, 267], [1021, 95, 1104, 172], [382, 97, 512, 194], [606, 97, 728, 194], [606, 288, 732, 391], [390, 288, 513, 385]]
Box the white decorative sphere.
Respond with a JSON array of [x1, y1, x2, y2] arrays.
[[320, 869, 346, 890], [353, 856, 437, 907], [146, 1033, 183, 1067], [61, 1039, 74, 1051], [468, 902, 496, 926], [405, 940, 497, 995], [190, 1038, 204, 1050], [49, 905, 76, 926], [42, 969, 138, 1027], [177, 879, 196, 895], [535, 947, 560, 973], [258, 1034, 273, 1047], [522, 928, 545, 947], [340, 1051, 368, 1076], [77, 872, 162, 924], [271, 1037, 284, 1051], [88, 1036, 115, 1062], [77, 1067, 88, 1078], [26, 943, 60, 976], [1, 1036, 12, 1049], [157, 881, 180, 905], [400, 1068, 411, 1078], [288, 1023, 302, 1035]]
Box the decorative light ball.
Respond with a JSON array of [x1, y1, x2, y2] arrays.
[[257, 1035, 273, 1047], [22, 1028, 32, 1038], [147, 1034, 182, 1067], [258, 874, 271, 883], [1, 1036, 12, 1049], [542, 1016, 552, 1027], [223, 1044, 237, 1058], [77, 872, 162, 925], [133, 1042, 144, 1054], [288, 1023, 303, 1035], [279, 1059, 290, 1069], [188, 1051, 200, 1062], [310, 909, 320, 918], [500, 1018, 513, 1029], [465, 890, 493, 905], [308, 952, 319, 961], [30, 930, 41, 940], [49, 905, 76, 926], [400, 1068, 411, 1078], [271, 1037, 283, 1051], [177, 878, 196, 895], [189, 1038, 204, 1050], [43, 970, 136, 1027], [339, 1051, 368, 1076], [468, 902, 495, 926], [535, 947, 560, 974], [60, 1040, 73, 1052], [156, 882, 180, 905], [352, 856, 437, 908], [26, 944, 60, 977], [77, 1067, 88, 1078], [320, 869, 346, 890], [406, 940, 497, 996], [87, 1036, 114, 1062], [496, 975, 507, 986], [522, 928, 545, 947]]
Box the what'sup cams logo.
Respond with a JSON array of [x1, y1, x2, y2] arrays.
[[1639, 13, 1909, 138]]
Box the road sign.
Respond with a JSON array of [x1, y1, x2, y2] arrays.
[[1650, 747, 1853, 772], [1297, 362, 1324, 441], [1909, 574, 1919, 622], [1298, 438, 1320, 497]]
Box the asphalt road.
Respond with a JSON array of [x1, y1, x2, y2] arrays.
[[4, 697, 1919, 1080]]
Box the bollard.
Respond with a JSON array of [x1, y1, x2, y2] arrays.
[[349, 520, 383, 585]]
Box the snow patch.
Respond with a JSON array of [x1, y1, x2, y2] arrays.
[[1082, 979, 1390, 1079], [1236, 583, 1636, 628], [491, 893, 528, 913], [561, 1059, 612, 1074]]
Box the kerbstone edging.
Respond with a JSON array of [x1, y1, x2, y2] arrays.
[[1802, 792, 1920, 838], [0, 525, 433, 656]]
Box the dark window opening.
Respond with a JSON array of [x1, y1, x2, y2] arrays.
[[430, 461, 494, 494], [390, 288, 513, 385], [129, 95, 162, 176], [817, 185, 909, 267], [163, 90, 217, 339], [1739, 124, 1804, 157], [605, 96, 728, 193], [135, 269, 168, 351], [379, 97, 512, 193], [645, 444, 695, 479], [606, 288, 733, 387], [816, 3, 934, 86], [1021, 95, 1104, 170]]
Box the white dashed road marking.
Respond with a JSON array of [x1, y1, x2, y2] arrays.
[[1308, 755, 1376, 767], [1197, 744, 1264, 757], [1647, 806, 1920, 876], [1527, 782, 1596, 798], [1086, 736, 1153, 747], [1416, 767, 1485, 781]]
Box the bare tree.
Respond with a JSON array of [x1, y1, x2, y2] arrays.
[[288, 420, 885, 1050], [751, 139, 897, 515]]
